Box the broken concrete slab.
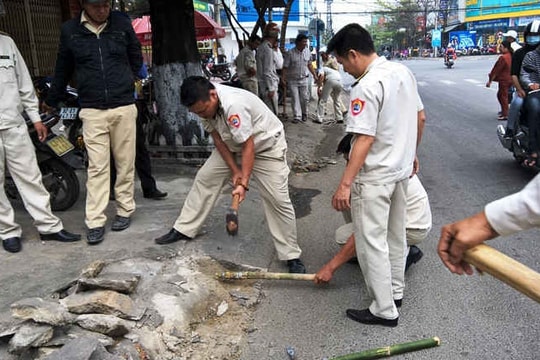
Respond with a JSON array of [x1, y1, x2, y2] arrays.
[[79, 260, 106, 278], [8, 322, 53, 354], [75, 314, 130, 337], [43, 336, 123, 360], [60, 290, 144, 320], [44, 325, 114, 347], [77, 272, 141, 294], [11, 298, 75, 326]]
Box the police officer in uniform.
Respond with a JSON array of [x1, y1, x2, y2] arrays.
[[154, 76, 306, 274], [0, 31, 81, 253]]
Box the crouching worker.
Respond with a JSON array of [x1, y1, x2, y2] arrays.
[[154, 76, 306, 274]]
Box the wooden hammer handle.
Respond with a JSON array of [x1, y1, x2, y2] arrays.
[[231, 193, 240, 211], [463, 244, 540, 303]]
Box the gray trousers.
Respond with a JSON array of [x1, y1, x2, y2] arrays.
[[173, 136, 302, 260], [289, 78, 309, 121]]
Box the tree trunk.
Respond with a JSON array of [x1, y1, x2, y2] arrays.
[[279, 0, 295, 52], [149, 0, 204, 146]]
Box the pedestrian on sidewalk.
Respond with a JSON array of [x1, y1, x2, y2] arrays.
[[327, 23, 422, 327], [154, 76, 306, 274], [256, 23, 280, 114], [45, 0, 143, 245], [0, 32, 81, 253], [486, 40, 512, 120], [282, 34, 318, 123], [236, 35, 261, 96]]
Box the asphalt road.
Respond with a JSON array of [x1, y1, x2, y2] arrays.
[[240, 56, 540, 360]]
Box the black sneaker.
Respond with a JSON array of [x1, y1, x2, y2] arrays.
[[346, 308, 398, 327], [287, 258, 306, 273], [111, 215, 130, 231], [405, 245, 423, 272], [87, 227, 105, 245]]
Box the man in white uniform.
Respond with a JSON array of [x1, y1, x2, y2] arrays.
[[314, 174, 432, 285], [236, 35, 261, 95], [327, 24, 421, 327], [0, 32, 80, 253], [256, 23, 280, 114], [315, 65, 344, 124], [439, 173, 540, 275], [154, 76, 306, 274]]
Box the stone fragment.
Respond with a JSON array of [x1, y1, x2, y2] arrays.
[[43, 336, 123, 360], [78, 272, 140, 294], [216, 301, 228, 317], [61, 290, 143, 320], [75, 314, 130, 337], [0, 322, 22, 340], [44, 325, 114, 347], [8, 323, 53, 354], [11, 298, 75, 326], [80, 260, 106, 278]]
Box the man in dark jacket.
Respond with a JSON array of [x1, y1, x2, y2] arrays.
[[46, 0, 143, 245]]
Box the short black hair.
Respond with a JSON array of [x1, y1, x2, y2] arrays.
[[295, 33, 309, 44], [501, 40, 511, 49], [180, 76, 215, 107], [249, 35, 261, 43], [327, 23, 375, 57]]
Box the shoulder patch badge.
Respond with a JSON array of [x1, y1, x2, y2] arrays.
[[227, 114, 241, 128], [350, 98, 365, 116]]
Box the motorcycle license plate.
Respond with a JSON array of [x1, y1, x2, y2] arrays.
[[59, 107, 79, 120], [46, 134, 74, 157]]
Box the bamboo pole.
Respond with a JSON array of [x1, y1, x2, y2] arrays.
[[463, 244, 540, 303], [215, 271, 315, 281], [329, 337, 441, 360]]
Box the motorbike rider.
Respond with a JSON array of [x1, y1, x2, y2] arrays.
[[445, 45, 457, 64], [519, 27, 540, 168], [506, 20, 540, 139]]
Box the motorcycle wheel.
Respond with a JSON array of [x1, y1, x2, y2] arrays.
[[220, 69, 232, 81], [40, 158, 80, 211]]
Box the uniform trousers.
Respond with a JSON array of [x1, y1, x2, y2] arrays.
[[289, 78, 309, 121], [351, 178, 408, 320], [80, 104, 137, 228], [173, 136, 302, 260], [0, 125, 62, 239], [240, 77, 259, 96], [259, 83, 279, 114], [317, 78, 344, 122]]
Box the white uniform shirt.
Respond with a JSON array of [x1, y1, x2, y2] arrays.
[[274, 48, 284, 70], [485, 173, 540, 236], [200, 84, 284, 153], [347, 56, 420, 184], [0, 33, 41, 130], [321, 66, 342, 83], [283, 47, 311, 80], [236, 45, 256, 81], [256, 40, 279, 92]]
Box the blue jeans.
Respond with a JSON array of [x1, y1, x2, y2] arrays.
[[525, 92, 540, 153], [507, 92, 524, 131]]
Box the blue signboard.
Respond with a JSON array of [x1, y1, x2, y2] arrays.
[[236, 0, 300, 22], [468, 18, 509, 30], [432, 29, 442, 47], [449, 30, 477, 49]]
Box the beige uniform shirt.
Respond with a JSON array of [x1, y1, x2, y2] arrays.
[[201, 84, 284, 153], [0, 33, 41, 130], [256, 40, 279, 92], [347, 56, 420, 184], [236, 45, 256, 81]]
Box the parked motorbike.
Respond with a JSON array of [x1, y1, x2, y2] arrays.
[[5, 112, 84, 211], [497, 93, 540, 170], [202, 57, 232, 81]]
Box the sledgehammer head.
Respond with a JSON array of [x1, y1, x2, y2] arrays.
[[226, 209, 239, 236], [225, 194, 241, 236]]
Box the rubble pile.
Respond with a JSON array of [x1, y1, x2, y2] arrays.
[[0, 256, 263, 360]]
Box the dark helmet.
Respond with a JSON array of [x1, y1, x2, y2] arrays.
[[524, 20, 540, 38]]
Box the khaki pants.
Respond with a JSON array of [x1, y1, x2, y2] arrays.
[[173, 136, 301, 260], [334, 221, 429, 246], [259, 81, 279, 114], [351, 179, 408, 320], [80, 104, 137, 228], [240, 78, 259, 96], [0, 125, 62, 239], [317, 78, 343, 122]]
